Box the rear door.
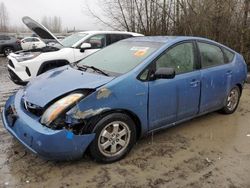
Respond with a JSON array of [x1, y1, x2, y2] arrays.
[[147, 41, 201, 130], [197, 41, 233, 113]]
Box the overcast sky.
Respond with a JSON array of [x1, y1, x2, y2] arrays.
[[1, 0, 105, 31]]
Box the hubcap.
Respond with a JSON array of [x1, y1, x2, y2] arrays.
[[98, 121, 130, 157], [4, 48, 12, 56], [227, 88, 239, 111]]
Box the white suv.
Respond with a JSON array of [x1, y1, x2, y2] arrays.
[[7, 17, 143, 85]]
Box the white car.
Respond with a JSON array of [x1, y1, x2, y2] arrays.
[[21, 37, 46, 50], [7, 16, 143, 85]]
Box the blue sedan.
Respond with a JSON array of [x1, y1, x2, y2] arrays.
[[1, 36, 247, 163]]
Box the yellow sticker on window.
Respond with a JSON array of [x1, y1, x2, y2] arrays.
[[134, 50, 147, 57], [131, 47, 149, 57]]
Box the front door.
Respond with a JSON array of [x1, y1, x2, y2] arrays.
[[148, 42, 201, 130]]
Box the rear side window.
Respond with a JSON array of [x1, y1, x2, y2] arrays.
[[121, 34, 133, 39], [223, 48, 235, 63], [198, 42, 224, 68], [109, 34, 132, 44], [24, 38, 33, 42], [32, 38, 40, 42]]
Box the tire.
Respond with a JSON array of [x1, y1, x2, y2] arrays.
[[3, 47, 13, 56], [89, 113, 137, 163], [220, 86, 241, 114]]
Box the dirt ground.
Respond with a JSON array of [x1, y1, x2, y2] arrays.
[[0, 56, 250, 188]]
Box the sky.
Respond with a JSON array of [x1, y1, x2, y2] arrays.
[[1, 0, 105, 31]]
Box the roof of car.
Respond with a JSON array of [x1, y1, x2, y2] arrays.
[[77, 30, 143, 36], [123, 36, 236, 53], [123, 36, 215, 43]]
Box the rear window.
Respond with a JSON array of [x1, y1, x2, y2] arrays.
[[223, 48, 235, 63], [0, 35, 10, 40]]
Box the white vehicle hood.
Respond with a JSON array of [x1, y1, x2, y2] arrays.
[[22, 16, 63, 46]]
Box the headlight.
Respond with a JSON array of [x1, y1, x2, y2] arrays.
[[15, 52, 41, 62], [40, 93, 84, 126]]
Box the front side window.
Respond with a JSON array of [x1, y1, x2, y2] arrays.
[[155, 42, 195, 74], [77, 41, 163, 75], [85, 34, 106, 49], [198, 42, 224, 68]]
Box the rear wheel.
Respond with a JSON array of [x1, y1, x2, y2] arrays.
[[89, 113, 137, 163], [3, 47, 13, 56], [221, 86, 240, 114]]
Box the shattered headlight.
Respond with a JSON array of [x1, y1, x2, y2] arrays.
[[15, 52, 41, 62], [40, 93, 84, 126]]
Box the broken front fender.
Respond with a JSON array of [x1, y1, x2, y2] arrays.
[[65, 77, 149, 137]]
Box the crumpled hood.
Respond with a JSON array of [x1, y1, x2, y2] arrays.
[[23, 66, 114, 107]]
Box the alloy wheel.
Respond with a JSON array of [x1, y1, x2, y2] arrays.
[[226, 88, 239, 111], [98, 121, 131, 157]]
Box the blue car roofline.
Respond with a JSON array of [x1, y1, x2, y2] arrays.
[[125, 36, 237, 52]]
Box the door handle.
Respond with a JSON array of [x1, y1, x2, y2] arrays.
[[190, 80, 200, 87], [226, 70, 233, 75]]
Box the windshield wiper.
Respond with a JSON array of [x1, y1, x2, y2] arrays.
[[76, 65, 109, 76]]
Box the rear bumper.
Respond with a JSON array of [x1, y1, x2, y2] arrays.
[[1, 90, 95, 161]]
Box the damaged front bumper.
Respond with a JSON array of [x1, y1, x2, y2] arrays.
[[1, 90, 95, 161]]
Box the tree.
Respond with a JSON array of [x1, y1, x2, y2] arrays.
[[85, 0, 250, 66], [0, 2, 9, 32], [41, 16, 62, 33]]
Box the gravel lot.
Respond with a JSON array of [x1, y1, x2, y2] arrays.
[[0, 56, 250, 188]]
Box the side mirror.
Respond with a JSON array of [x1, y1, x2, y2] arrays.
[[153, 67, 175, 80], [80, 43, 92, 52]]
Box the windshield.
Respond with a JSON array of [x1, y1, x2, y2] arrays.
[[77, 41, 163, 75], [61, 33, 87, 47]]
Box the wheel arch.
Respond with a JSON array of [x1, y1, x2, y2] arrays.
[[236, 83, 243, 96], [37, 59, 70, 75], [86, 109, 142, 140]]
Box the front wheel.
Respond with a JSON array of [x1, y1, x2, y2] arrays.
[[221, 86, 241, 114], [89, 113, 137, 163]]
